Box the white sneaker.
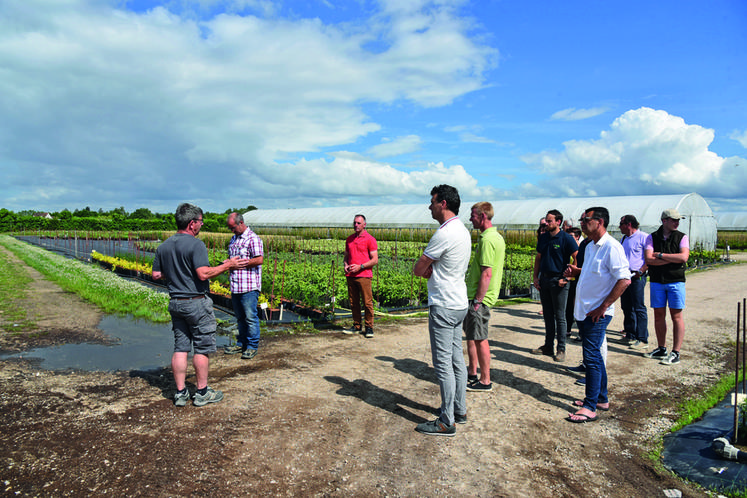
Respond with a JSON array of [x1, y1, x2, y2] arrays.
[[660, 351, 681, 365], [628, 340, 648, 350]]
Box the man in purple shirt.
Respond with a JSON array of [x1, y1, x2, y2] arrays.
[[225, 212, 264, 360], [618, 215, 649, 350]]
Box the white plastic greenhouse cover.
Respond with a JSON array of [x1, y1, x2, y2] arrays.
[[715, 212, 747, 231], [243, 192, 717, 250]]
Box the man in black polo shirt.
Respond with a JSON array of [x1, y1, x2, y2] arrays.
[[532, 209, 578, 362]]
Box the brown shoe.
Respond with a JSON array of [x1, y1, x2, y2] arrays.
[[530, 346, 553, 356], [554, 350, 566, 362]]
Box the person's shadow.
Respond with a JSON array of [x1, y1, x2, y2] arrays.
[[324, 376, 432, 424], [130, 367, 189, 401], [375, 356, 434, 383]]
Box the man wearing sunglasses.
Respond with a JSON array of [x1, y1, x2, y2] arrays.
[[643, 209, 690, 366], [618, 215, 649, 350], [564, 207, 630, 423]]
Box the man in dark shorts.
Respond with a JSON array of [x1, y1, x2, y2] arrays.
[[153, 203, 249, 407]]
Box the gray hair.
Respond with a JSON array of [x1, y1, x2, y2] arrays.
[[175, 203, 203, 230]]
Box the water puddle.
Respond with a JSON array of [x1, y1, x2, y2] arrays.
[[1, 314, 234, 372]]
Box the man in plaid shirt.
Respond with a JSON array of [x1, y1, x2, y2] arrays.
[[224, 212, 264, 359]]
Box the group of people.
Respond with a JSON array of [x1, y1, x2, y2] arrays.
[[152, 193, 689, 432], [530, 207, 690, 423]]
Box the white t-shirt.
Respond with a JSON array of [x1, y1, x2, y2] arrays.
[[574, 232, 631, 321], [423, 216, 472, 309]]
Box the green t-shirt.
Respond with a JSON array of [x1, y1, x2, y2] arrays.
[[466, 226, 505, 307]]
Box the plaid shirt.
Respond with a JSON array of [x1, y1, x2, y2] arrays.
[[228, 227, 263, 293]]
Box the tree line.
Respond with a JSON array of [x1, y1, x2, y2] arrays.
[[0, 205, 257, 233]]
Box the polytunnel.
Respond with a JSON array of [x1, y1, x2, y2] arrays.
[[715, 212, 747, 231], [243, 192, 717, 250]]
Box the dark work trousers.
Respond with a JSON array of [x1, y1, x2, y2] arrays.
[[566, 279, 578, 336], [620, 275, 648, 343], [540, 274, 569, 352]]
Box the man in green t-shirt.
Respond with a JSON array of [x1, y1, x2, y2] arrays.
[[464, 202, 505, 391]]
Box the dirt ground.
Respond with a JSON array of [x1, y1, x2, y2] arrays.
[[0, 247, 745, 498]]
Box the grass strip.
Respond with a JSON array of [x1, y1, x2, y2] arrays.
[[671, 369, 741, 433], [0, 246, 36, 332], [0, 235, 170, 323]]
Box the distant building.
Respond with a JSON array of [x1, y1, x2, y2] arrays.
[[33, 212, 53, 219]]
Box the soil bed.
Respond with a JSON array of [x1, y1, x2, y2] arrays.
[[1, 247, 746, 497]]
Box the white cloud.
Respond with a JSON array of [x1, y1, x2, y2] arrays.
[[0, 0, 494, 212], [730, 129, 747, 148], [459, 133, 491, 143], [522, 107, 747, 199], [550, 107, 609, 121], [366, 135, 422, 158], [242, 154, 495, 207]]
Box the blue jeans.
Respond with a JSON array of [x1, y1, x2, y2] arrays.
[[577, 315, 612, 412], [428, 306, 468, 426], [620, 275, 648, 342], [232, 290, 260, 350], [540, 275, 569, 352]]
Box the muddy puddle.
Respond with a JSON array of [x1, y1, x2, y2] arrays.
[[1, 313, 235, 372]]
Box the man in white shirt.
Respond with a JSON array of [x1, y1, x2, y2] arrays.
[[564, 207, 631, 423], [413, 185, 472, 436]]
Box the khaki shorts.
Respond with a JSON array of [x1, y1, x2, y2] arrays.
[[463, 303, 491, 341]]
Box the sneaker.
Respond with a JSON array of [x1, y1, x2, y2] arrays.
[[174, 388, 190, 407], [572, 335, 582, 342], [364, 327, 374, 338], [466, 381, 492, 392], [342, 326, 361, 335], [575, 377, 586, 386], [554, 350, 566, 362], [467, 373, 478, 384], [660, 351, 681, 365], [454, 413, 467, 425], [415, 418, 456, 437], [530, 345, 553, 356], [241, 348, 258, 360], [644, 346, 668, 359], [566, 363, 585, 373], [628, 340, 648, 350], [193, 387, 224, 407], [223, 344, 243, 355], [617, 336, 634, 345]]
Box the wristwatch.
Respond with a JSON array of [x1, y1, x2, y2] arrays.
[[657, 252, 663, 260]]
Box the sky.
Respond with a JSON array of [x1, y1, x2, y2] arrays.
[[1, 0, 745, 215]]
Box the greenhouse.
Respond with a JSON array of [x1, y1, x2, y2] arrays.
[[715, 212, 747, 231], [244, 192, 718, 250]]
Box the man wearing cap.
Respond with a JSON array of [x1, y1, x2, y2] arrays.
[[643, 209, 690, 365]]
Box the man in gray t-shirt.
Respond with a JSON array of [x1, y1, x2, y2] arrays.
[[153, 203, 248, 407]]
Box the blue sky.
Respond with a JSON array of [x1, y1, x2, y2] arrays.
[[1, 0, 745, 214]]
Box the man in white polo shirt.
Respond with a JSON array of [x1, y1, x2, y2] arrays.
[[413, 184, 472, 436], [564, 207, 630, 423]]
